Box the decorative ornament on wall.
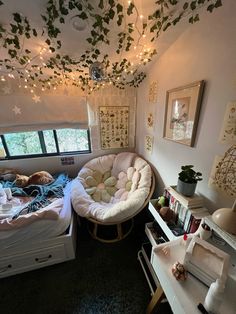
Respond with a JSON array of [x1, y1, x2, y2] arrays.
[[209, 145, 236, 197], [148, 81, 158, 103], [145, 135, 154, 154], [12, 105, 21, 115], [219, 102, 236, 144], [146, 112, 154, 129], [99, 106, 129, 149], [32, 94, 41, 103]]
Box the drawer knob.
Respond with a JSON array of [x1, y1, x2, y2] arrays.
[[0, 264, 12, 273], [35, 254, 52, 263]]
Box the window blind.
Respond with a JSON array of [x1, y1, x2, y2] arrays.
[[0, 94, 88, 134]]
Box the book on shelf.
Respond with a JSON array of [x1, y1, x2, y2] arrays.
[[185, 207, 210, 233], [166, 186, 203, 209]]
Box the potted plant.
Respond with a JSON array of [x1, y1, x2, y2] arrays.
[[176, 165, 202, 197]]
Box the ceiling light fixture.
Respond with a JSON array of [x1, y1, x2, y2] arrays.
[[70, 15, 87, 32]]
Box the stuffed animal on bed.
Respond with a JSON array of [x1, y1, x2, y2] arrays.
[[14, 171, 54, 188]]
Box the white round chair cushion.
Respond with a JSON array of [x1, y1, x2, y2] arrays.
[[71, 152, 152, 223]]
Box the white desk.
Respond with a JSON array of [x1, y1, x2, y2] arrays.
[[146, 237, 236, 314]]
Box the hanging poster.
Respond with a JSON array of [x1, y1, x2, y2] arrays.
[[219, 102, 236, 144], [99, 106, 129, 149]]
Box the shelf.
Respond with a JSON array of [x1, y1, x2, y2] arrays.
[[145, 222, 167, 247], [148, 200, 177, 241], [204, 216, 236, 251]]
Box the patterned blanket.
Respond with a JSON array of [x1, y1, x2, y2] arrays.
[[1, 173, 69, 218]]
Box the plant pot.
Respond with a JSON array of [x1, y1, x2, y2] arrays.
[[176, 179, 197, 197]]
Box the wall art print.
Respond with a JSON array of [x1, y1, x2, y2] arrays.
[[146, 112, 154, 129], [148, 81, 158, 103], [145, 135, 154, 154], [163, 80, 205, 147], [219, 101, 236, 144], [99, 106, 129, 149]]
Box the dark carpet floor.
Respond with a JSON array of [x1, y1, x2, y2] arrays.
[[0, 214, 173, 314]]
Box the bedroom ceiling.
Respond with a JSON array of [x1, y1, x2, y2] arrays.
[[0, 0, 221, 93]]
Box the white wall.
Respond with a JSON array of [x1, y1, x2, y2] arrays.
[[136, 1, 236, 213]]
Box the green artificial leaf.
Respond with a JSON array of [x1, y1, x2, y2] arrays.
[[68, 1, 75, 10], [32, 29, 37, 36], [109, 9, 115, 19], [207, 4, 215, 12], [127, 2, 134, 15], [79, 12, 88, 20], [116, 3, 123, 14], [190, 1, 197, 10], [215, 0, 222, 8], [60, 7, 68, 15], [10, 24, 18, 33], [189, 16, 194, 24], [76, 2, 82, 11], [194, 14, 200, 22], [8, 49, 17, 58], [98, 0, 104, 9], [49, 47, 55, 52], [13, 13, 22, 23], [163, 22, 171, 31], [183, 2, 189, 10]]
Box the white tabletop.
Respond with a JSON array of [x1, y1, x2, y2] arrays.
[[151, 237, 236, 314]]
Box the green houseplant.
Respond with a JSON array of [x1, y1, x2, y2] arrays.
[[177, 165, 202, 197]]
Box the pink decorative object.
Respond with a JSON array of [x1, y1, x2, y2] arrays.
[[171, 261, 187, 281]]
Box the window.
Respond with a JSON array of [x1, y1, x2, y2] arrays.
[[0, 128, 91, 159]]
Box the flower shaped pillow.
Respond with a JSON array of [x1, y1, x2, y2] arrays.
[[115, 167, 141, 201], [84, 170, 117, 203]]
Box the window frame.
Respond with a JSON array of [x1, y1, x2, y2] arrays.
[[0, 129, 91, 160]]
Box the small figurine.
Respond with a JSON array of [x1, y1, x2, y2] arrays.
[[171, 261, 187, 281]]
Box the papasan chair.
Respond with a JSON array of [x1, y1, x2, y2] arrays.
[[71, 152, 155, 242]]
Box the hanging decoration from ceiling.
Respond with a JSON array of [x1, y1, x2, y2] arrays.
[[0, 0, 222, 93]]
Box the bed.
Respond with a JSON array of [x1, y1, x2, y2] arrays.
[[0, 175, 76, 279]]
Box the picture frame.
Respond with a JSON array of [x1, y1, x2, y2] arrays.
[[163, 80, 205, 147]]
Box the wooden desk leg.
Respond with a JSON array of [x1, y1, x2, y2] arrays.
[[146, 286, 165, 314]]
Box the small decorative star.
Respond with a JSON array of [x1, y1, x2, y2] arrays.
[[32, 94, 41, 103], [12, 105, 21, 115], [2, 86, 11, 95]]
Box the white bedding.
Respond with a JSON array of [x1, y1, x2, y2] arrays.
[[0, 182, 72, 251], [71, 153, 152, 223]]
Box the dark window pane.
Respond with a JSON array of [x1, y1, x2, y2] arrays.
[[56, 129, 89, 152], [4, 132, 42, 156], [43, 130, 57, 153]]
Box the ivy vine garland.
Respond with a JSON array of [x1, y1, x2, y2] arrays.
[[0, 0, 222, 93]]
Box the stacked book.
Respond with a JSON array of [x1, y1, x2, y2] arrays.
[[164, 186, 209, 234]]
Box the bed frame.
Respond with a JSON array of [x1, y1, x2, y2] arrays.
[[0, 213, 77, 279]]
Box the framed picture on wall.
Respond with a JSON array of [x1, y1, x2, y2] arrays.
[[163, 80, 205, 147]]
